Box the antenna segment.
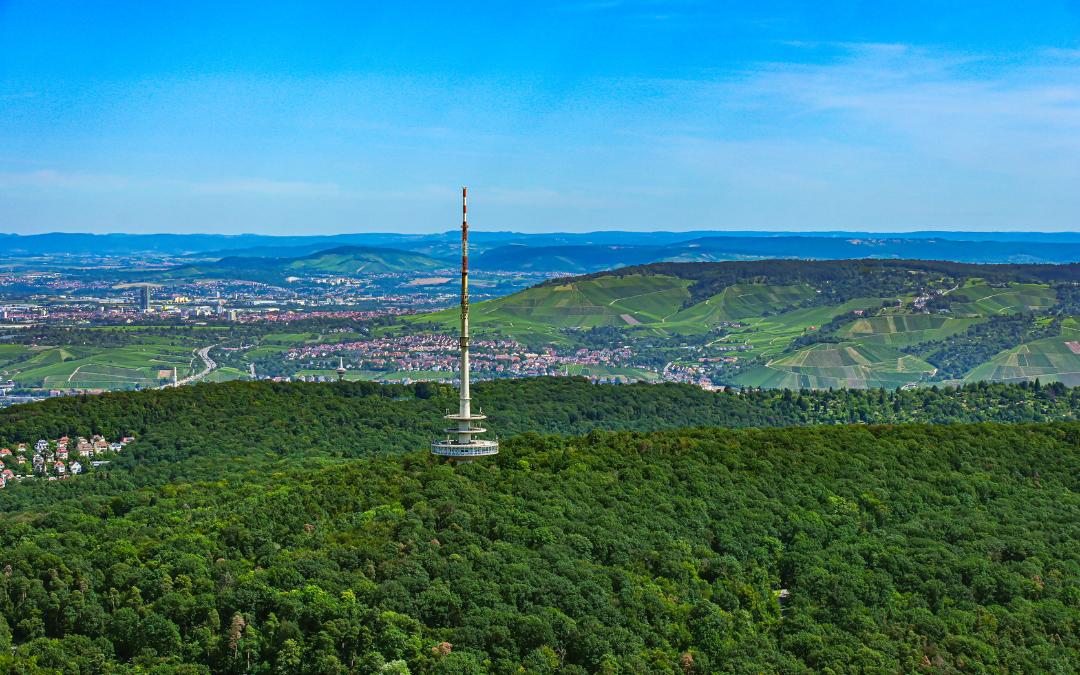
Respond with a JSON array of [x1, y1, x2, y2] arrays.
[[430, 187, 499, 461]]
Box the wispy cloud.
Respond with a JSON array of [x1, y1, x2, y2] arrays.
[[485, 186, 610, 208], [656, 42, 1080, 181], [0, 91, 38, 101], [187, 178, 341, 197], [0, 171, 344, 197], [0, 170, 133, 190]]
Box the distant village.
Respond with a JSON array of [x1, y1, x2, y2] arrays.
[[0, 435, 131, 489], [286, 334, 637, 381]]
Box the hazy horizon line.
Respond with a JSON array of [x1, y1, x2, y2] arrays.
[[3, 228, 1080, 238]]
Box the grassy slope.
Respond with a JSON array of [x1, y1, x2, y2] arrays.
[[12, 343, 197, 389], [841, 314, 983, 348], [410, 276, 825, 340], [407, 274, 696, 342], [2, 331, 212, 389], [283, 247, 445, 275], [739, 343, 936, 389], [948, 280, 1057, 316], [963, 318, 1080, 385], [744, 281, 1063, 388]]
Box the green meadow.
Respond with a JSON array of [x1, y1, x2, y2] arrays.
[[6, 342, 198, 390]]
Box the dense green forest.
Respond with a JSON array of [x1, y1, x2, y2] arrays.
[[1, 416, 1078, 672], [2, 380, 1080, 672], [560, 259, 1080, 307], [2, 378, 1079, 509]]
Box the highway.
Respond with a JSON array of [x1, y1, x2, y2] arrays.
[[161, 345, 217, 388]]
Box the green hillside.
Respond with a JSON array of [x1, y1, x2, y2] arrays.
[[738, 343, 936, 389], [153, 246, 446, 282], [0, 329, 222, 391], [402, 260, 1080, 388], [665, 283, 816, 326], [410, 275, 822, 339], [948, 280, 1057, 316], [283, 246, 446, 275], [961, 318, 1080, 385], [840, 314, 981, 348], [409, 274, 696, 341]]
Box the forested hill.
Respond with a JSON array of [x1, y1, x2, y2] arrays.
[[148, 246, 446, 283], [549, 258, 1080, 305], [0, 378, 1078, 512], [1, 420, 1078, 671]]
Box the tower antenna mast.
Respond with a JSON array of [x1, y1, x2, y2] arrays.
[[430, 187, 499, 461]]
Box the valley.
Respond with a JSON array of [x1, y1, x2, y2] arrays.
[[6, 255, 1080, 397]]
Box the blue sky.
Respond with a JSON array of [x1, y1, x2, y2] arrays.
[[2, 1, 1079, 234]]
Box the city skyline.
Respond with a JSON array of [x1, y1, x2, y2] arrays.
[[2, 1, 1080, 234]]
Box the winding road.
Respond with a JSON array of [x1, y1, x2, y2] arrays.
[[161, 345, 217, 388]]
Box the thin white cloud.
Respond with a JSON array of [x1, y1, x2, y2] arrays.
[[187, 178, 341, 197], [0, 171, 344, 198], [0, 170, 132, 190], [660, 43, 1080, 181], [485, 187, 610, 208]]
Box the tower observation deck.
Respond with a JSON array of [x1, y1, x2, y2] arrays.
[[431, 187, 499, 460]]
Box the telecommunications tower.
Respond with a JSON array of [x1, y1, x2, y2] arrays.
[[430, 187, 499, 460]]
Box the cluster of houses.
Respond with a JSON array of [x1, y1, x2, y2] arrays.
[[287, 334, 638, 380], [0, 435, 132, 488]]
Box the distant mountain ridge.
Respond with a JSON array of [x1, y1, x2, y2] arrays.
[[8, 230, 1080, 263], [151, 245, 446, 282], [477, 236, 1080, 272]]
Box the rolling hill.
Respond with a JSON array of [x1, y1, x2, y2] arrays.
[[453, 236, 1080, 272], [475, 244, 669, 273], [152, 245, 448, 283], [407, 259, 1080, 388]]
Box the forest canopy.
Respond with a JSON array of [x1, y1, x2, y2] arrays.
[[0, 380, 1078, 672], [0, 420, 1078, 672]]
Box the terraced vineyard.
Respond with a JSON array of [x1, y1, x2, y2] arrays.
[[948, 280, 1057, 315], [4, 343, 198, 389], [962, 319, 1080, 385], [740, 343, 936, 389], [840, 314, 980, 347], [410, 274, 697, 341], [663, 282, 817, 331], [0, 331, 218, 391]]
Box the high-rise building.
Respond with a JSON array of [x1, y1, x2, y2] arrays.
[[431, 187, 499, 461], [139, 286, 151, 312]]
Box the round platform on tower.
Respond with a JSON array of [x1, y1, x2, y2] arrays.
[[430, 439, 499, 458]]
